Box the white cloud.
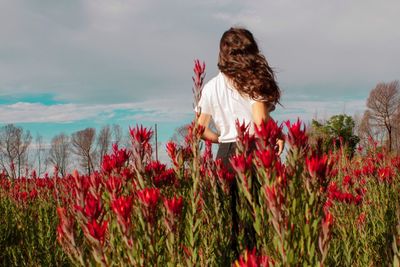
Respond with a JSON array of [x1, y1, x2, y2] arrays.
[[0, 0, 398, 125], [0, 98, 193, 124]]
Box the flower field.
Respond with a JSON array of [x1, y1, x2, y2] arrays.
[[0, 118, 400, 266]]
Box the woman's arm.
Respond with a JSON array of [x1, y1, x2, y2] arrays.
[[197, 113, 220, 143], [252, 101, 284, 155]]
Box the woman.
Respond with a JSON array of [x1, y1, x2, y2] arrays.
[[196, 27, 284, 254]]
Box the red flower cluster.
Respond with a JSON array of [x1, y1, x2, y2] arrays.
[[102, 144, 130, 173], [145, 161, 175, 187], [327, 182, 362, 205], [138, 188, 160, 209]]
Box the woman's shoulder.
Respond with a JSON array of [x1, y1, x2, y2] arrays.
[[202, 72, 224, 95]]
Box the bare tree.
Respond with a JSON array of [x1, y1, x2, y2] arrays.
[[97, 125, 111, 168], [0, 124, 32, 178], [170, 124, 191, 146], [47, 133, 70, 176], [364, 81, 400, 152], [71, 128, 96, 175], [112, 124, 123, 146], [34, 134, 48, 177]]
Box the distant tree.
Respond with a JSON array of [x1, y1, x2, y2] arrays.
[[97, 125, 112, 168], [364, 81, 400, 152], [71, 128, 96, 175], [311, 114, 360, 157], [112, 124, 123, 146], [170, 124, 190, 146], [47, 133, 70, 176], [34, 134, 48, 176], [0, 124, 32, 178]]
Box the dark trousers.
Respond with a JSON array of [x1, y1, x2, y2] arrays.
[[216, 142, 257, 255], [216, 143, 239, 256]]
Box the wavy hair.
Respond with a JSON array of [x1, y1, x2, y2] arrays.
[[217, 27, 280, 104]]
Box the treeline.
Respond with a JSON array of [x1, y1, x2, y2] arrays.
[[1, 80, 399, 178], [0, 124, 126, 178]]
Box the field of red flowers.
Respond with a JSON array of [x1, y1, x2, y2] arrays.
[[1, 62, 400, 266], [1, 117, 400, 266]]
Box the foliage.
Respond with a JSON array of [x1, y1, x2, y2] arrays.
[[311, 114, 360, 157]]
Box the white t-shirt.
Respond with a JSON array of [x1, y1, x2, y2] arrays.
[[197, 72, 271, 143]]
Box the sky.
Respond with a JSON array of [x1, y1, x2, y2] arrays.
[[1, 0, 400, 154]]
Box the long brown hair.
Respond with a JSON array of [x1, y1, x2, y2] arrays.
[[217, 27, 280, 104]]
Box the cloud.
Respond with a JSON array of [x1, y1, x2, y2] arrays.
[[1, 0, 397, 106], [0, 98, 193, 124]]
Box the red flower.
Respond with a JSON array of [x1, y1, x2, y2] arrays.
[[285, 118, 308, 148], [255, 119, 283, 148], [129, 125, 153, 146], [255, 148, 274, 169], [378, 166, 394, 183], [185, 122, 205, 144], [29, 189, 38, 200], [105, 176, 123, 197], [391, 156, 400, 172], [137, 188, 160, 208], [146, 161, 175, 187], [86, 220, 108, 245], [166, 141, 178, 167], [342, 175, 353, 187], [75, 192, 103, 220], [235, 248, 274, 267], [193, 59, 206, 96], [111, 196, 133, 229], [306, 154, 332, 184], [215, 159, 235, 185], [164, 196, 184, 217], [102, 144, 130, 173], [230, 154, 253, 174]]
